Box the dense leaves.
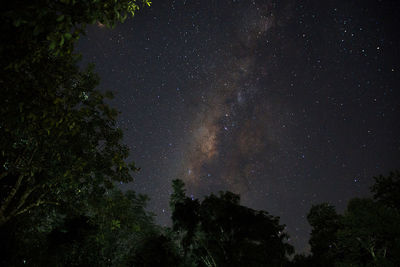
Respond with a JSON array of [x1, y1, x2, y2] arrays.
[[170, 179, 294, 267], [2, 0, 400, 266], [0, 0, 149, 227], [300, 172, 400, 267], [0, 0, 156, 266], [1, 0, 151, 65], [0, 189, 158, 266], [307, 203, 341, 266], [371, 170, 400, 211]]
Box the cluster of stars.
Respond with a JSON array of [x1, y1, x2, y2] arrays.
[[78, 0, 400, 252]]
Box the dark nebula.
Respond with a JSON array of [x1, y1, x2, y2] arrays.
[[77, 0, 400, 251]]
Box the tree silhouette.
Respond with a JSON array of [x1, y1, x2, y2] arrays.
[[307, 203, 341, 266], [1, 1, 155, 265], [371, 170, 400, 211], [170, 179, 294, 266], [304, 171, 400, 266], [0, 0, 150, 227]]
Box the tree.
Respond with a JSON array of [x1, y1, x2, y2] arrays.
[[0, 0, 150, 226], [198, 191, 294, 266], [0, 188, 158, 266], [169, 179, 294, 266], [336, 198, 400, 266], [128, 233, 182, 266], [0, 60, 138, 226], [1, 0, 151, 67], [303, 172, 400, 267], [371, 171, 400, 211], [307, 203, 341, 266], [1, 1, 156, 265], [170, 179, 201, 260]]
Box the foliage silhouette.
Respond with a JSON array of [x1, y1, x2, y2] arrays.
[[170, 179, 294, 267], [1, 1, 400, 266], [0, 0, 150, 227], [371, 170, 400, 211], [300, 171, 400, 267], [0, 0, 155, 266]]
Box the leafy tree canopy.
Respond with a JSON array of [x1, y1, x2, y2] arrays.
[[0, 0, 150, 227], [371, 170, 400, 211], [304, 171, 400, 267], [170, 179, 294, 267]]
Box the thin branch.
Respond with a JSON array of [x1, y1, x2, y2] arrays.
[[15, 184, 42, 212], [0, 173, 25, 213], [14, 200, 45, 217], [0, 147, 39, 213], [15, 200, 59, 217]]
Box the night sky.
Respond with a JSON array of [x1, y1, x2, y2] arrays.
[[77, 0, 400, 251]]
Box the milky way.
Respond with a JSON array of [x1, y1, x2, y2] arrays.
[[78, 0, 400, 251], [179, 2, 285, 196]]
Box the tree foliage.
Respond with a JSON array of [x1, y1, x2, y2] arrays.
[[170, 179, 294, 266], [371, 170, 400, 211], [307, 203, 341, 266], [2, 1, 400, 266], [0, 188, 158, 266], [2, 0, 151, 64], [1, 0, 156, 266], [303, 171, 400, 267], [0, 0, 150, 227]]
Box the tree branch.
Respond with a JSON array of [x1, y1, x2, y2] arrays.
[[15, 184, 43, 212], [0, 173, 25, 214], [0, 146, 39, 216]]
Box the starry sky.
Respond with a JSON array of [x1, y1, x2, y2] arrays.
[[77, 0, 400, 251]]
